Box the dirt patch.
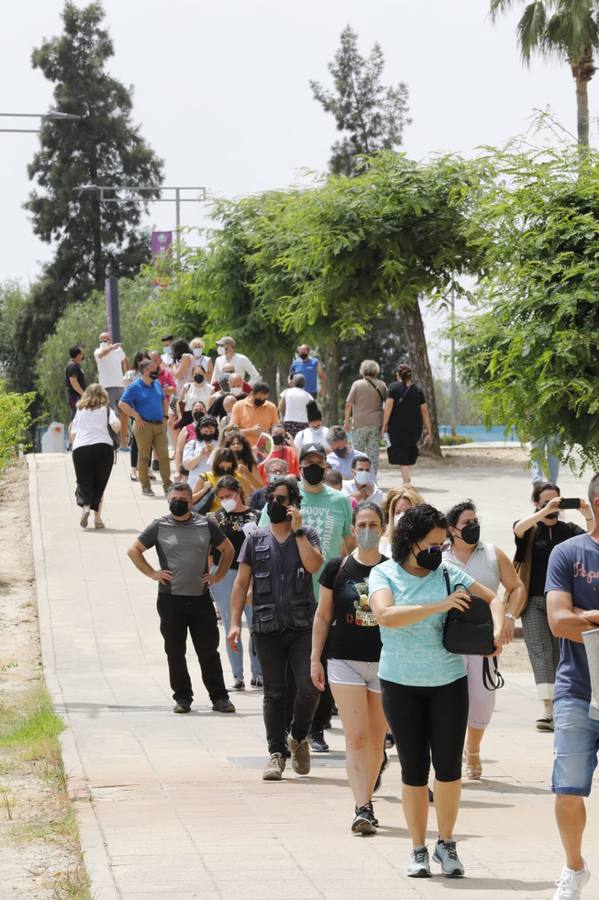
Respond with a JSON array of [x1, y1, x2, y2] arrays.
[[0, 459, 88, 899]]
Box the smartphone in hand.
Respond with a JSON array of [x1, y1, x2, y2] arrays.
[[559, 498, 581, 510]]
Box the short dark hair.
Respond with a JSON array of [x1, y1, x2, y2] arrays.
[[532, 481, 560, 503], [396, 363, 412, 383], [265, 475, 301, 508], [324, 469, 342, 488], [252, 381, 270, 395], [216, 475, 244, 502], [306, 401, 322, 423], [352, 501, 383, 526], [328, 425, 347, 443], [391, 503, 447, 564], [169, 482, 192, 498], [351, 454, 370, 470], [69, 345, 82, 359]]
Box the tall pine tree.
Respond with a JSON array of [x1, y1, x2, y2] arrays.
[[18, 1, 163, 392]]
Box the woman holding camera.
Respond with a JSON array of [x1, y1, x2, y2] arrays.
[[369, 504, 503, 879], [513, 482, 593, 731]]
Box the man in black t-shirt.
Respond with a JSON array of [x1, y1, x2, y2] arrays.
[[65, 346, 86, 420]]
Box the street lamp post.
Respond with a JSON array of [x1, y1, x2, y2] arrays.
[[450, 281, 458, 437], [0, 110, 82, 133]]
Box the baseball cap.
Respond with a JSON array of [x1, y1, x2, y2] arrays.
[[299, 442, 327, 462], [216, 335, 236, 346]]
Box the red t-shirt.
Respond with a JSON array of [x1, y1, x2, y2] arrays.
[[258, 445, 300, 480]]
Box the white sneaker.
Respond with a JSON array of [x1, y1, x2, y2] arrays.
[[553, 863, 591, 899]]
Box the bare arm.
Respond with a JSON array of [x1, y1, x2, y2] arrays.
[[227, 563, 252, 651], [317, 363, 326, 387], [381, 397, 394, 433], [421, 403, 432, 438], [127, 540, 172, 585], [548, 589, 599, 644], [514, 497, 561, 538], [208, 538, 234, 585], [495, 546, 526, 642], [311, 585, 335, 690], [69, 375, 85, 396], [343, 401, 353, 432], [370, 586, 471, 628]]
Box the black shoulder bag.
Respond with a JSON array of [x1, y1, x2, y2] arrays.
[[441, 566, 504, 691], [106, 408, 120, 462]]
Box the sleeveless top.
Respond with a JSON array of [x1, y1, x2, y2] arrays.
[[442, 541, 500, 594]]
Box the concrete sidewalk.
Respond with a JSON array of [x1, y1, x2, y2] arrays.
[[28, 451, 599, 900]]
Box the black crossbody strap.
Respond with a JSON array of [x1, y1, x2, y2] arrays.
[[442, 564, 451, 595], [363, 377, 385, 404]]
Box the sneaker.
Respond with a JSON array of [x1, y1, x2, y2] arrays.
[[148, 472, 157, 481], [553, 863, 591, 899], [366, 801, 379, 827], [373, 750, 389, 794], [119, 446, 131, 453], [80, 507, 90, 528], [537, 716, 554, 732], [262, 752, 286, 781], [433, 840, 464, 878], [212, 698, 236, 713], [229, 677, 245, 691], [407, 846, 431, 878], [287, 734, 311, 775], [173, 702, 191, 714], [250, 674, 263, 688], [152, 459, 160, 471], [351, 804, 377, 835], [142, 486, 155, 496], [309, 730, 329, 753]]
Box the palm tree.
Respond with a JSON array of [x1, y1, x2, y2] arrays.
[[491, 0, 599, 146]]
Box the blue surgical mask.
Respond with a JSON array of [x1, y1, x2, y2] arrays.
[[356, 528, 380, 551]]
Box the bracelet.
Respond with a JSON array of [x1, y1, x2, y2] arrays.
[[505, 612, 516, 621]]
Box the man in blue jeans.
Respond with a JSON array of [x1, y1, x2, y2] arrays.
[[547, 473, 599, 900]]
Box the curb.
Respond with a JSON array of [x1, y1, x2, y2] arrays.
[[27, 454, 120, 900]]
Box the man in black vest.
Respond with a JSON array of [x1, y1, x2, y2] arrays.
[[127, 482, 236, 715], [229, 476, 322, 781]]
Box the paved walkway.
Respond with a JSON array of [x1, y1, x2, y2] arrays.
[[28, 451, 599, 900]]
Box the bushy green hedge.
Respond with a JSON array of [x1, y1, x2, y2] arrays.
[[439, 434, 470, 446], [0, 382, 35, 471]]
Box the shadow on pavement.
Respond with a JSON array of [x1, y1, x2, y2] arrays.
[[464, 778, 552, 796]]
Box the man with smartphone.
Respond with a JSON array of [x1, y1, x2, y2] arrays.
[[547, 474, 599, 900], [228, 476, 323, 782]]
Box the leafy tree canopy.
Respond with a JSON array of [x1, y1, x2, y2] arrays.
[[455, 142, 599, 468]]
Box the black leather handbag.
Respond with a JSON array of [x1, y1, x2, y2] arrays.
[[441, 566, 504, 691]]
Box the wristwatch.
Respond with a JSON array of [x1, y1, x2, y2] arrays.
[[293, 528, 306, 537]]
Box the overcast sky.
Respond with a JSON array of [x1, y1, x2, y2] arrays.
[[1, 0, 596, 366]]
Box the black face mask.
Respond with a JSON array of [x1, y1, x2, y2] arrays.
[[253, 397, 266, 406], [200, 431, 217, 441], [272, 434, 285, 446], [169, 498, 189, 517], [194, 374, 204, 384], [302, 463, 325, 486], [267, 497, 290, 524], [334, 446, 348, 458], [216, 467, 233, 476], [459, 522, 480, 545], [149, 370, 159, 380], [299, 352, 309, 360], [415, 544, 443, 571]]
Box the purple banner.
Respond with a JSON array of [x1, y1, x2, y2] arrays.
[[151, 230, 173, 258]]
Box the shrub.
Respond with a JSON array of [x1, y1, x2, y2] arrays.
[[439, 434, 470, 446], [0, 382, 35, 471]]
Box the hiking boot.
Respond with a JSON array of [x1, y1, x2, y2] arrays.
[[373, 750, 389, 794], [173, 702, 191, 714], [287, 734, 311, 775], [351, 804, 377, 835], [142, 486, 155, 496], [553, 862, 591, 900], [407, 846, 431, 878], [433, 840, 465, 878], [212, 698, 235, 713], [308, 730, 329, 752], [262, 753, 286, 781]]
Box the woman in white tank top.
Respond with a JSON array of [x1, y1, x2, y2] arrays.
[[443, 500, 525, 780]]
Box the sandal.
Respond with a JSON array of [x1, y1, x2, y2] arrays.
[[130, 473, 138, 482], [94, 520, 105, 529], [464, 748, 482, 780], [536, 716, 554, 732]]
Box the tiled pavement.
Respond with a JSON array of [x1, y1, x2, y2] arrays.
[[28, 451, 599, 899]]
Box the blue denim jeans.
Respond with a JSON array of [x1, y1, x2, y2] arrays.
[[530, 436, 560, 484], [210, 567, 261, 680], [552, 697, 599, 797]]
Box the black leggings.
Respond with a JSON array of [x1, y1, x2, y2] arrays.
[[381, 676, 468, 786], [72, 443, 114, 511]]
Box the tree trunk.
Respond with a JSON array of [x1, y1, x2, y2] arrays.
[[571, 47, 595, 148], [322, 339, 340, 426], [262, 358, 278, 401], [400, 299, 442, 457]]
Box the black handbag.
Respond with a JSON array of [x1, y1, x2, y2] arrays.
[[441, 566, 504, 691]]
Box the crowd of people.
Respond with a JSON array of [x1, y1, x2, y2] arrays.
[[65, 331, 599, 898]]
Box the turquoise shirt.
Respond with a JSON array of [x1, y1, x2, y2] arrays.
[[368, 559, 475, 687], [259, 484, 352, 593]]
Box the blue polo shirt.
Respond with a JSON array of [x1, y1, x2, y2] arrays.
[[121, 378, 165, 422], [290, 357, 319, 394]]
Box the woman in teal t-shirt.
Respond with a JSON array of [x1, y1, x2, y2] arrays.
[[369, 504, 503, 880]]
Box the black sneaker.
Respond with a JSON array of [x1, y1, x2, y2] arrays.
[[373, 750, 389, 794], [250, 675, 263, 688], [212, 698, 236, 713], [351, 804, 377, 835], [309, 730, 329, 752], [152, 459, 160, 471], [229, 678, 245, 691], [173, 702, 191, 714], [366, 800, 379, 827], [142, 486, 155, 496]]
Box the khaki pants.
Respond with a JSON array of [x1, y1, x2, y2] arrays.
[[133, 421, 172, 490]]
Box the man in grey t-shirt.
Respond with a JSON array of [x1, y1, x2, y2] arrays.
[[128, 482, 236, 714]]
